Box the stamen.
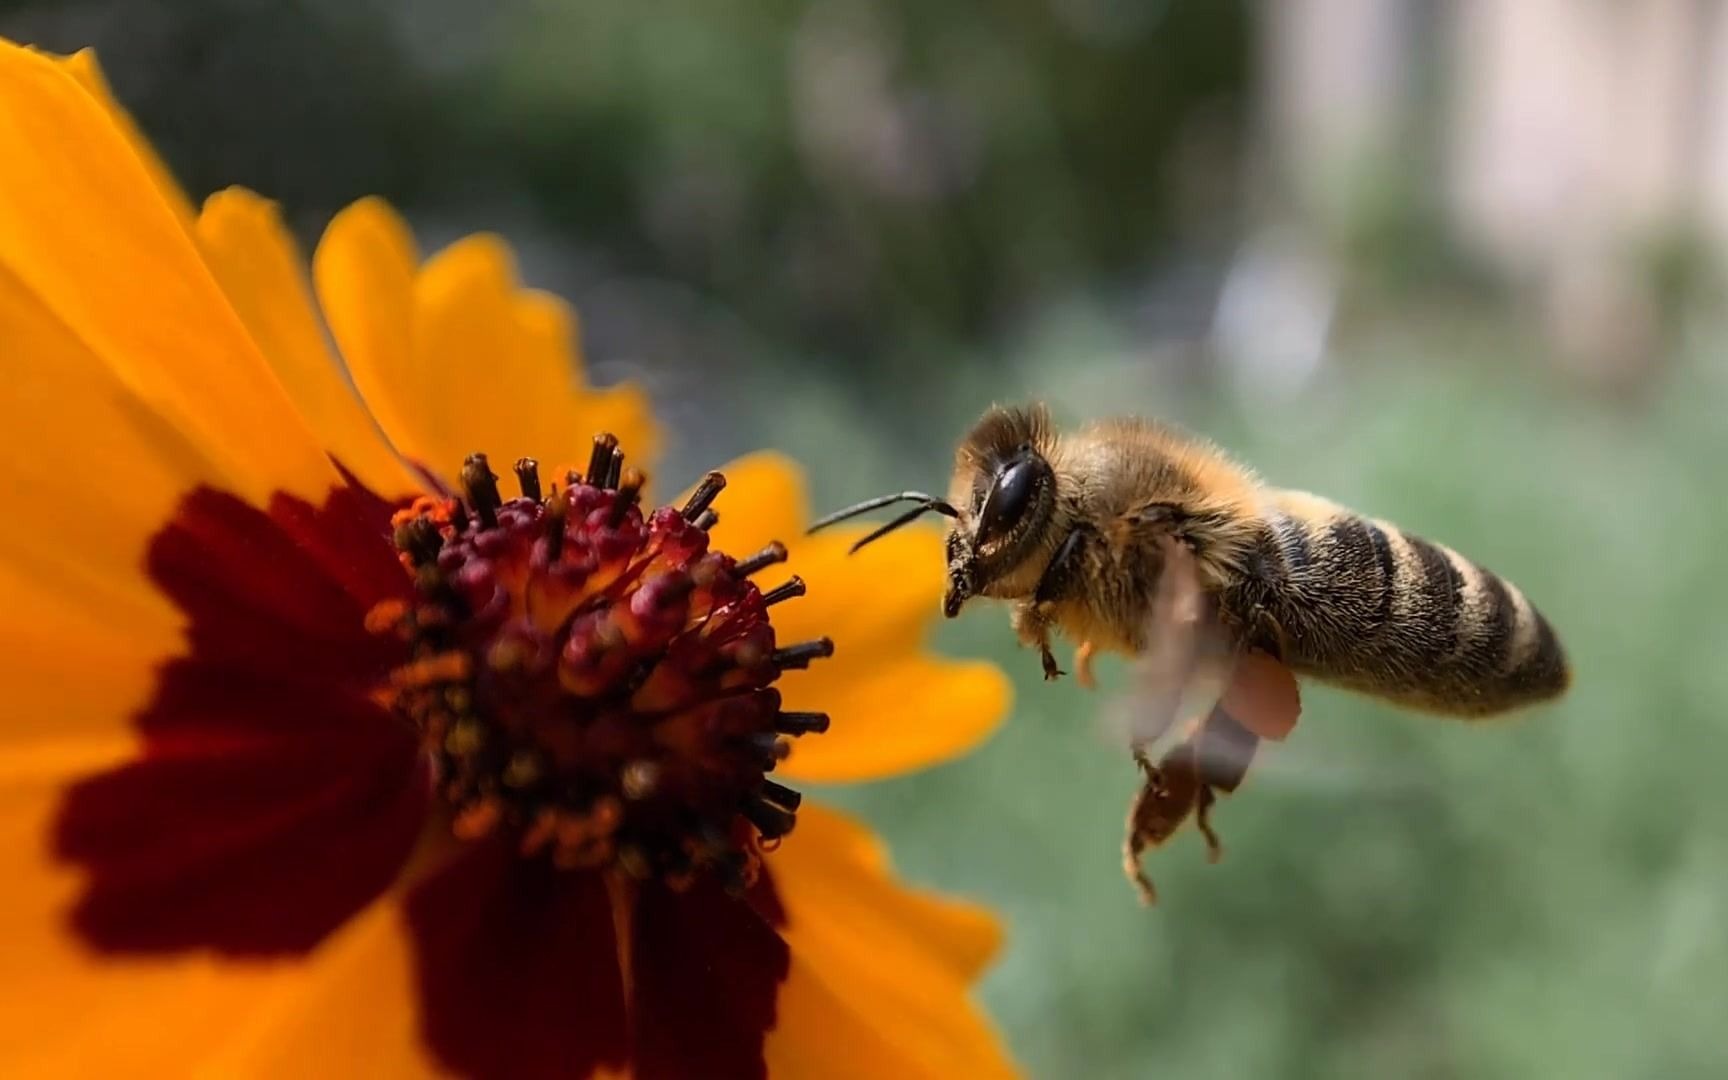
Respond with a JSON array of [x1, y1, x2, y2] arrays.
[[775, 711, 831, 735], [514, 457, 542, 501], [381, 435, 835, 891], [734, 541, 788, 577], [681, 470, 727, 521], [760, 576, 806, 607], [607, 467, 645, 527], [461, 453, 502, 529], [736, 731, 790, 770], [772, 637, 835, 670], [393, 517, 443, 567], [587, 433, 619, 486], [740, 794, 797, 840], [759, 779, 803, 811]]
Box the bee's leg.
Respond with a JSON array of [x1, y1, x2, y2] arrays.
[[1074, 640, 1098, 689], [1123, 749, 1161, 904], [1195, 785, 1225, 864], [1033, 527, 1089, 605], [1025, 526, 1093, 682], [1123, 744, 1203, 904], [1040, 643, 1064, 682], [1123, 819, 1158, 905], [1011, 602, 1065, 680]]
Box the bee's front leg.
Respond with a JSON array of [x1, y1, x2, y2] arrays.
[[1011, 601, 1064, 680]]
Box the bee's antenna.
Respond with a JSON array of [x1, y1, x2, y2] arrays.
[[806, 491, 958, 534]]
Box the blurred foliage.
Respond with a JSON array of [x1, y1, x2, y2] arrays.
[[5, 1, 1722, 1076], [4, 0, 1248, 381]]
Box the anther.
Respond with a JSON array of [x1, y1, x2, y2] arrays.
[[740, 793, 797, 840], [587, 433, 619, 486], [603, 447, 625, 491], [734, 541, 788, 577], [775, 711, 831, 735], [772, 637, 834, 670], [607, 467, 645, 527], [760, 576, 806, 607], [693, 509, 719, 531], [461, 454, 502, 529], [503, 750, 544, 789], [514, 458, 542, 501], [393, 517, 443, 567], [760, 778, 803, 811], [737, 731, 790, 770], [681, 471, 727, 522]]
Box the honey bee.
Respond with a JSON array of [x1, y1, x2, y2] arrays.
[[810, 403, 1570, 903]]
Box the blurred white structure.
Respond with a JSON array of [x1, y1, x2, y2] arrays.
[[1258, 0, 1728, 384]]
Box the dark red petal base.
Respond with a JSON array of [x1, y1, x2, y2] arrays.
[[54, 483, 427, 955], [404, 837, 788, 1080], [49, 472, 796, 1077]]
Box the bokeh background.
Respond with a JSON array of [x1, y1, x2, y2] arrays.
[[7, 1, 1726, 1076]]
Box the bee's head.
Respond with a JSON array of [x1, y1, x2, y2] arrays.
[[805, 402, 1058, 619], [942, 403, 1059, 614]]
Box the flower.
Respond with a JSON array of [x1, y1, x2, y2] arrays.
[[0, 39, 1016, 1079]]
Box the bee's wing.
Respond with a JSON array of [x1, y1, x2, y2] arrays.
[[1106, 538, 1302, 754]]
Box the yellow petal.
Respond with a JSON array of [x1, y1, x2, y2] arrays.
[[193, 900, 438, 1080], [507, 288, 658, 478], [412, 235, 658, 477], [195, 188, 419, 498], [316, 205, 658, 487], [702, 450, 811, 560], [0, 40, 339, 507], [312, 198, 427, 472], [766, 804, 1018, 1079], [49, 48, 195, 227], [0, 756, 301, 1076], [702, 454, 1011, 782], [777, 652, 1011, 783]]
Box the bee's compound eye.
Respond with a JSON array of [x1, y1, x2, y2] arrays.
[[978, 458, 1038, 543]]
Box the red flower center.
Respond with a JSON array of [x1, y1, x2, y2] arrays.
[[368, 434, 832, 894]]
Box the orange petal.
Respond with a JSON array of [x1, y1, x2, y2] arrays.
[[701, 453, 1011, 782], [312, 198, 428, 469], [765, 804, 1018, 1079], [412, 235, 658, 477], [195, 188, 419, 498], [316, 205, 657, 486], [0, 752, 439, 1077], [777, 651, 1010, 783], [199, 899, 440, 1079], [0, 755, 298, 1075], [49, 48, 195, 227], [0, 40, 339, 507], [0, 245, 199, 752], [701, 450, 811, 559]]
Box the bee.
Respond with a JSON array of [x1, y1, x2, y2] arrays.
[[809, 402, 1570, 903]]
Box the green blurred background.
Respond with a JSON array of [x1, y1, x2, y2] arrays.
[[9, 1, 1727, 1075]]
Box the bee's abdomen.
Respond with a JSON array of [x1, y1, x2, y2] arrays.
[[1242, 498, 1569, 717]]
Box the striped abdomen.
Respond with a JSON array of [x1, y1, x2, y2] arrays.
[[1229, 491, 1569, 717]]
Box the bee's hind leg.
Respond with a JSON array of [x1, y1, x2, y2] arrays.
[[1195, 785, 1225, 864], [1074, 640, 1098, 689]]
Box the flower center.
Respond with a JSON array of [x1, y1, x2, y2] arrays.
[[367, 434, 832, 893]]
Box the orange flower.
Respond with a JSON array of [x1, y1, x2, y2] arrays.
[[0, 40, 1016, 1079]]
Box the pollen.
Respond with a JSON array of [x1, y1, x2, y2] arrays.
[[367, 434, 832, 894]]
